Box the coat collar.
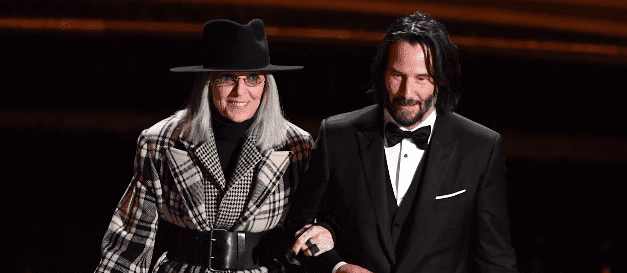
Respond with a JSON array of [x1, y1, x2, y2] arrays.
[[164, 119, 291, 231]]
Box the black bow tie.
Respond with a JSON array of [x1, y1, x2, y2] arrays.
[[385, 123, 431, 149]]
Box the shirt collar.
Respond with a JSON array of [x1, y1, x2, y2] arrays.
[[383, 107, 437, 145]]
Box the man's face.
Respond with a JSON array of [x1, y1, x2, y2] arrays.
[[209, 72, 266, 123], [385, 40, 437, 129]]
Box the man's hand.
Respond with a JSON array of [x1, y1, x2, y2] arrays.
[[291, 224, 334, 256], [336, 264, 374, 273]]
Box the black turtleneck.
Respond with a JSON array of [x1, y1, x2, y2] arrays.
[[211, 107, 255, 182]]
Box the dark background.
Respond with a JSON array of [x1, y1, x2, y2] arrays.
[[2, 1, 626, 272]]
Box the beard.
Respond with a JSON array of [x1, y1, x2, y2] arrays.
[[386, 92, 437, 127]]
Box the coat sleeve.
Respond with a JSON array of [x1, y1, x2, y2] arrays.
[[286, 120, 329, 230], [475, 133, 519, 272], [95, 131, 161, 273], [285, 120, 344, 272], [286, 123, 315, 195]]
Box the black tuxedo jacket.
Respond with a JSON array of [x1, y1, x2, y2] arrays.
[[287, 104, 518, 273]]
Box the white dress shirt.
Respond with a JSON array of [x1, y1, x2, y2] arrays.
[[384, 109, 436, 206], [331, 109, 437, 273]]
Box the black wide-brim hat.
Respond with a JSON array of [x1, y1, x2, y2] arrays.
[[170, 19, 303, 72]]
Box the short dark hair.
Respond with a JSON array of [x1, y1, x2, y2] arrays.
[[369, 12, 462, 113]]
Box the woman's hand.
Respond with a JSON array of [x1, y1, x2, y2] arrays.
[[291, 224, 334, 256]]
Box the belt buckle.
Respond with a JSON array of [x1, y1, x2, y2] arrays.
[[208, 228, 228, 272]]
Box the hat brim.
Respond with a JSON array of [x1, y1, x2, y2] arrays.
[[170, 64, 303, 72]]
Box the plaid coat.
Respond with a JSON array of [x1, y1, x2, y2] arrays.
[[95, 113, 313, 273]]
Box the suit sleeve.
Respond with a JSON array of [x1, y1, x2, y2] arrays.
[[286, 120, 344, 272], [475, 133, 519, 272], [95, 131, 160, 273]]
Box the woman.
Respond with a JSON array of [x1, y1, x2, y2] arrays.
[[95, 19, 313, 273]]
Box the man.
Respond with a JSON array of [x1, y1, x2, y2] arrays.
[[288, 12, 518, 273]]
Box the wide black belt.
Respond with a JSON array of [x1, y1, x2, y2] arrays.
[[163, 222, 269, 271]]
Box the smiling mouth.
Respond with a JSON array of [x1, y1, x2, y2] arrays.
[[229, 101, 248, 107]]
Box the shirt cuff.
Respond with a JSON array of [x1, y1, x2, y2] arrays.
[[332, 261, 347, 273]]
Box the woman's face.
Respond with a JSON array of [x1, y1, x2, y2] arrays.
[[209, 72, 266, 123]]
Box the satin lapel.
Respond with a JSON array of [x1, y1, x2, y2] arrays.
[[356, 128, 396, 263], [419, 141, 458, 213], [232, 149, 292, 231], [214, 136, 262, 229], [417, 112, 458, 219], [165, 146, 214, 231], [397, 113, 459, 271]]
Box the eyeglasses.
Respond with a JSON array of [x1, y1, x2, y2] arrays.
[[214, 73, 266, 87]]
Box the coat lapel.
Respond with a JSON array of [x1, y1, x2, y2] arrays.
[[396, 112, 459, 271], [164, 119, 292, 231], [418, 120, 458, 213], [192, 130, 227, 190], [166, 145, 215, 231], [165, 122, 231, 231], [355, 106, 396, 264], [214, 135, 263, 229], [232, 149, 292, 231], [226, 135, 262, 190]]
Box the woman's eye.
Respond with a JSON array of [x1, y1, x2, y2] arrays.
[[246, 74, 260, 82], [220, 75, 236, 82]]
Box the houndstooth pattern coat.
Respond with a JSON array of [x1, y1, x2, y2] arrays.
[[95, 113, 313, 273]]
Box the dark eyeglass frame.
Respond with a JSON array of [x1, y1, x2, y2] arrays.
[[214, 73, 266, 87]]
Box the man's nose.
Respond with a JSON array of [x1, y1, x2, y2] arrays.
[[398, 78, 411, 97]]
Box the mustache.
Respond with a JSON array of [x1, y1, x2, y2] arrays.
[[391, 98, 421, 106]]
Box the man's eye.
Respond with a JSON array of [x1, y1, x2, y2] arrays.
[[417, 76, 431, 82]]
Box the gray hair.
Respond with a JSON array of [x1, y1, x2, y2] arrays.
[[177, 73, 289, 152]]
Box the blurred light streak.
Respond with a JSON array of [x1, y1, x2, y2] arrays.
[[0, 108, 166, 134], [518, 0, 627, 8], [3, 18, 627, 59], [500, 128, 627, 163], [265, 26, 383, 41], [0, 17, 198, 33], [454, 36, 626, 56], [147, 0, 627, 38]]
